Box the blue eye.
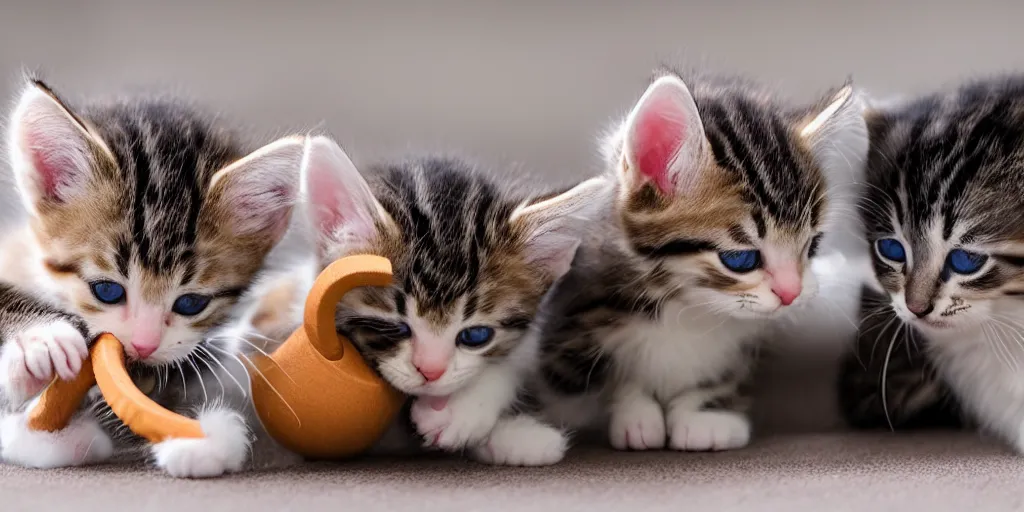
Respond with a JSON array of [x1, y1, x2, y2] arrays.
[[90, 281, 126, 305], [876, 238, 906, 263], [457, 326, 495, 348], [394, 322, 412, 338], [172, 294, 212, 316], [947, 249, 987, 275], [718, 250, 761, 273]]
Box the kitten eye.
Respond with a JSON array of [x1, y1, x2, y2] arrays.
[[172, 294, 212, 316], [807, 233, 824, 259], [90, 281, 126, 305], [457, 326, 495, 348], [947, 249, 988, 275], [718, 250, 761, 273], [876, 238, 906, 263], [394, 322, 412, 338]]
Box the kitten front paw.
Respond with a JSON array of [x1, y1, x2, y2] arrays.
[[667, 410, 750, 451], [608, 396, 666, 450], [152, 408, 251, 478], [0, 320, 88, 403], [473, 415, 567, 466], [411, 395, 497, 451], [0, 407, 113, 468]]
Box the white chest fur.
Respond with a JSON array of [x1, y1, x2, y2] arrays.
[[603, 299, 760, 403]]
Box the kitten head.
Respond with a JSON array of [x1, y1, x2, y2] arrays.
[[8, 79, 304, 365], [605, 72, 866, 318], [862, 77, 1024, 334], [301, 136, 605, 396]]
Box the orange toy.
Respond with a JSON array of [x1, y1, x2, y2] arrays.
[[28, 254, 405, 459]]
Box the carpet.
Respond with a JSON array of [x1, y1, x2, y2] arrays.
[[3, 431, 1021, 511]]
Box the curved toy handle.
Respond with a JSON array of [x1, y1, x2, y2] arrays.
[[28, 334, 204, 442], [304, 254, 393, 361]]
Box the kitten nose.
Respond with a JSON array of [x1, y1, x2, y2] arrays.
[[908, 302, 934, 318], [772, 286, 800, 306], [131, 342, 158, 359], [417, 366, 446, 382]]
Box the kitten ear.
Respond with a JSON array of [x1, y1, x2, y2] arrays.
[[300, 135, 391, 258], [208, 135, 305, 242], [616, 75, 709, 197], [799, 84, 869, 172], [8, 79, 114, 213], [510, 177, 609, 279]]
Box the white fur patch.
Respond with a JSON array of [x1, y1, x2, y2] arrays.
[[1, 406, 113, 468], [473, 415, 567, 466], [666, 410, 750, 451], [152, 407, 251, 479]]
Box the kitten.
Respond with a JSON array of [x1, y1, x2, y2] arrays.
[[839, 76, 1024, 449], [274, 137, 605, 461], [0, 79, 305, 477], [477, 71, 869, 463]]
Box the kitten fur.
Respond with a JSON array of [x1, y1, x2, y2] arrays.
[[839, 76, 1024, 449], [0, 78, 305, 477], [486, 69, 870, 462]]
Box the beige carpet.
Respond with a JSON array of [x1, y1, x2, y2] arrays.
[[3, 432, 1022, 511]]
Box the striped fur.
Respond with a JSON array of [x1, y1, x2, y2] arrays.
[[526, 70, 868, 455], [0, 79, 302, 470], [840, 76, 1024, 450]]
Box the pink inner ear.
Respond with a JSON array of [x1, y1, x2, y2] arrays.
[[22, 125, 84, 203], [632, 94, 688, 195], [304, 153, 376, 244]]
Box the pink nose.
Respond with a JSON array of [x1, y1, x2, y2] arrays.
[[417, 367, 446, 382], [772, 286, 801, 306], [131, 343, 158, 359]]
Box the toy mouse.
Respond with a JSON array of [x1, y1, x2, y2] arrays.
[[28, 254, 405, 459]]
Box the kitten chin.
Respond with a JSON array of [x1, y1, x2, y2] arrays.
[[532, 69, 868, 456]]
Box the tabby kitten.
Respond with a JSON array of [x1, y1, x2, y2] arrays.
[[839, 77, 1024, 449], [477, 71, 868, 464], [0, 79, 305, 477], [297, 136, 603, 460]]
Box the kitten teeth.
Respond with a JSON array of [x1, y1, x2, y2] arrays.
[[667, 410, 750, 451], [152, 407, 251, 478], [473, 415, 567, 467], [0, 406, 113, 468]]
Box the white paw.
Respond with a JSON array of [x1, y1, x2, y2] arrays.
[[667, 410, 750, 451], [152, 408, 251, 479], [609, 396, 666, 451], [411, 395, 497, 451], [0, 320, 88, 404], [473, 415, 567, 466], [0, 406, 113, 468]]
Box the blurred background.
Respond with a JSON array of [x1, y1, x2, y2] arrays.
[[2, 0, 1021, 433]]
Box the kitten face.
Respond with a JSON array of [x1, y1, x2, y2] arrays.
[[301, 137, 604, 396], [607, 73, 865, 318], [8, 80, 304, 365], [862, 78, 1024, 334]]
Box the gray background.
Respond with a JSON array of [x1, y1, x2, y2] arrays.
[[1, 0, 1019, 432]]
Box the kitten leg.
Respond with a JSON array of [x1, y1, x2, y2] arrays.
[[665, 385, 751, 452], [411, 365, 518, 451], [0, 320, 89, 406], [472, 414, 568, 466], [151, 406, 252, 478], [608, 383, 665, 450], [0, 398, 113, 468]]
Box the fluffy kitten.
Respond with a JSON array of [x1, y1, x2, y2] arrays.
[[839, 76, 1024, 448], [0, 79, 305, 477], [257, 137, 603, 462], [480, 71, 869, 462]]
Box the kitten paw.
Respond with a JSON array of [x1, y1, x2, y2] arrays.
[[152, 408, 251, 478], [0, 320, 88, 403], [411, 395, 497, 451], [473, 415, 567, 466], [0, 407, 113, 468], [667, 410, 750, 451], [609, 397, 666, 450]]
